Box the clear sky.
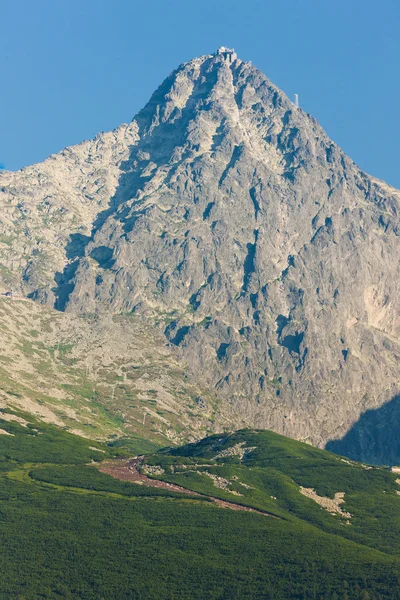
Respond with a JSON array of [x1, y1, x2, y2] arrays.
[[1, 0, 399, 187]]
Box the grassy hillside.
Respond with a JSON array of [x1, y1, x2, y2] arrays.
[[147, 430, 400, 558], [0, 297, 221, 446], [0, 413, 400, 598]]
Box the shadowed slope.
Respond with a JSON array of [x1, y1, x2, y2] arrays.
[[326, 394, 400, 465]]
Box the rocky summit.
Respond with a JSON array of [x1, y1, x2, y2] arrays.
[[1, 48, 400, 463]]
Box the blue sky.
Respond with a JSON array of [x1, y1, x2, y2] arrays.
[[1, 0, 399, 187]]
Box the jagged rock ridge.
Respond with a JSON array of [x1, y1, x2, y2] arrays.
[[1, 48, 400, 460]]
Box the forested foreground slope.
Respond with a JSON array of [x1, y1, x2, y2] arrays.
[[1, 411, 400, 599]]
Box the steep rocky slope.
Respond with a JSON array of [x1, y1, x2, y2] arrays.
[[0, 123, 138, 302], [0, 296, 217, 445], [1, 48, 400, 461]]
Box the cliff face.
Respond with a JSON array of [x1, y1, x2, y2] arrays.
[[0, 123, 138, 301], [2, 50, 400, 458]]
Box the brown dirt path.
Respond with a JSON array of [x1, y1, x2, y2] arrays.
[[97, 458, 280, 518]]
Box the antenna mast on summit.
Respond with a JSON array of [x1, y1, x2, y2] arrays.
[[294, 94, 299, 108]]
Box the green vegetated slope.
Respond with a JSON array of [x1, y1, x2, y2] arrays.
[[0, 297, 219, 446], [150, 430, 400, 558], [1, 412, 400, 599]]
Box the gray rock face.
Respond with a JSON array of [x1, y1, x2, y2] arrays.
[[2, 49, 400, 459], [0, 123, 138, 301]]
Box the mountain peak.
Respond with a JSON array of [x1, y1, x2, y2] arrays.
[[1, 51, 400, 463], [132, 48, 297, 168], [213, 46, 238, 62]]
